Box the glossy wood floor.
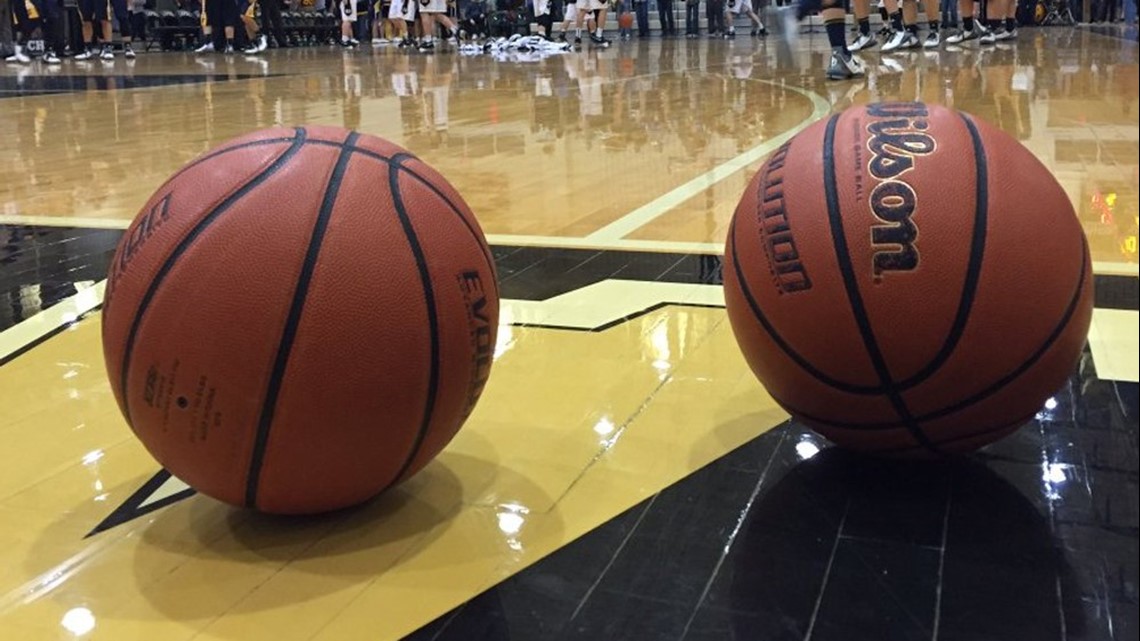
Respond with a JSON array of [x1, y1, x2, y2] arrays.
[[0, 22, 1138, 641]]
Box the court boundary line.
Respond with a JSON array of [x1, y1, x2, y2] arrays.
[[583, 78, 832, 243], [0, 281, 105, 367]]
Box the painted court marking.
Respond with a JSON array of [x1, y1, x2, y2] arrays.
[[583, 79, 831, 243]]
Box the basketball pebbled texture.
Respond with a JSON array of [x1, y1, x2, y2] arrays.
[[102, 126, 499, 513], [723, 102, 1093, 456]]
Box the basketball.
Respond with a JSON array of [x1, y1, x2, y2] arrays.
[[618, 11, 634, 29], [101, 126, 499, 514], [723, 102, 1094, 456]]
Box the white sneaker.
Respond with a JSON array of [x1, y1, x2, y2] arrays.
[[826, 50, 866, 80], [979, 30, 997, 44], [849, 32, 876, 51], [42, 52, 62, 64], [5, 45, 30, 64], [993, 28, 1012, 40], [124, 43, 136, 58], [194, 41, 215, 53], [100, 45, 115, 60], [944, 28, 977, 44], [882, 29, 919, 52], [256, 34, 268, 52], [923, 31, 940, 48]]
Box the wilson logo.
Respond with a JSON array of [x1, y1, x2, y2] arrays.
[[865, 102, 936, 277]]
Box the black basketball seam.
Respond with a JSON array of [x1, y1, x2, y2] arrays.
[[118, 128, 308, 427], [771, 240, 1090, 430], [893, 114, 989, 391], [383, 156, 443, 489], [867, 411, 1038, 455], [388, 152, 501, 303], [728, 214, 882, 396], [165, 136, 299, 186], [305, 144, 500, 306], [244, 131, 361, 509], [822, 114, 941, 454]]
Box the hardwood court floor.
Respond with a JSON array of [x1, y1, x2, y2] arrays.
[[0, 23, 1137, 641]]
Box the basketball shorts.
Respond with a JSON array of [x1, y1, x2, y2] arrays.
[[418, 0, 447, 14]]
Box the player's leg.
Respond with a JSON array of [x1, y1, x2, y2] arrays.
[[979, 0, 1004, 41], [821, 0, 865, 80], [850, 0, 875, 49], [1002, 0, 1016, 38], [6, 0, 34, 63], [340, 0, 359, 46], [590, 1, 608, 43], [920, 0, 940, 46], [239, 0, 265, 51], [73, 0, 98, 59], [742, 2, 766, 34], [37, 0, 65, 63], [262, 0, 287, 46], [944, 0, 977, 41], [535, 0, 553, 38], [108, 0, 136, 57]]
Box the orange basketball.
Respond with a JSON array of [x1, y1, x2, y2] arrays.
[[618, 11, 634, 29], [724, 103, 1093, 456], [101, 126, 499, 514]]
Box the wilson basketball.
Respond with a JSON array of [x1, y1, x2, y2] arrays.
[[101, 126, 499, 514], [724, 103, 1093, 456]]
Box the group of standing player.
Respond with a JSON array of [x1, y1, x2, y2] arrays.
[[4, 0, 139, 64], [809, 0, 1022, 80]]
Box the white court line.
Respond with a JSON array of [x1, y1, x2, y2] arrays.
[[1092, 261, 1140, 278], [1086, 308, 1140, 383], [485, 234, 724, 254], [0, 281, 105, 364], [583, 81, 831, 243], [0, 214, 130, 229]]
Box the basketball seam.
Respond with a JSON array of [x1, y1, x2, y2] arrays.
[[388, 152, 501, 304], [822, 114, 941, 454], [772, 240, 1090, 430], [383, 155, 443, 490], [118, 128, 308, 427], [728, 216, 882, 396], [164, 136, 299, 187], [303, 144, 498, 293], [893, 114, 989, 392], [244, 131, 361, 509], [866, 411, 1038, 455]]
